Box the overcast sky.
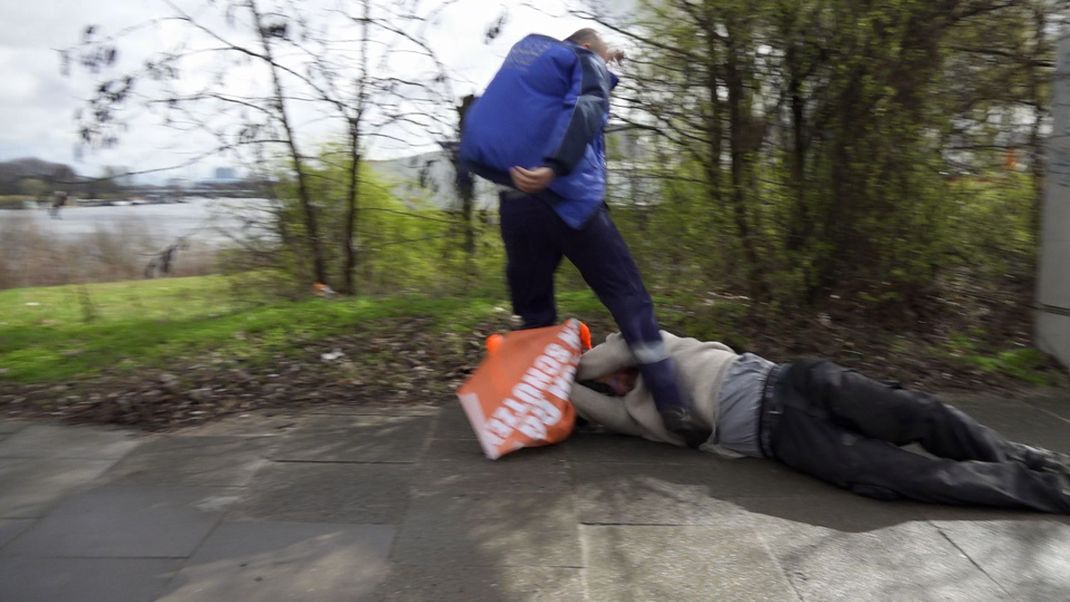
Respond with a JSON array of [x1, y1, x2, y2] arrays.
[[0, 0, 634, 182]]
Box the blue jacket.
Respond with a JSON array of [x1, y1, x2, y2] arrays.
[[460, 34, 619, 229]]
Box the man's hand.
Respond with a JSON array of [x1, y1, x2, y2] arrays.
[[594, 368, 638, 396], [607, 48, 626, 65], [659, 406, 709, 448], [510, 166, 555, 193]]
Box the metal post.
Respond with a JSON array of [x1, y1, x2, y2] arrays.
[[1036, 32, 1070, 371]]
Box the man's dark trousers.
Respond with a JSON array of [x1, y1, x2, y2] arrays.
[[499, 191, 660, 342], [498, 189, 701, 427], [764, 360, 1070, 513]]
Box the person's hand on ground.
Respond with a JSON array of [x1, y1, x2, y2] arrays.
[[510, 166, 555, 193], [659, 406, 709, 448]]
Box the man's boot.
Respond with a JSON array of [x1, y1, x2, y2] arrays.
[[1006, 441, 1070, 475], [640, 357, 708, 447]]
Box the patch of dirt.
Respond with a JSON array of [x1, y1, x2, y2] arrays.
[[714, 270, 1069, 392], [1, 298, 1066, 431], [0, 316, 507, 431]]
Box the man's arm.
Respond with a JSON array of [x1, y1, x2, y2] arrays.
[[570, 384, 644, 437], [577, 331, 635, 380], [543, 50, 613, 177], [579, 330, 712, 380]]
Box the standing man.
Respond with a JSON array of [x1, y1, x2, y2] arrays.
[[460, 28, 700, 440], [49, 190, 68, 219]]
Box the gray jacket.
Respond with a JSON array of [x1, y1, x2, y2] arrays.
[[570, 331, 741, 455]]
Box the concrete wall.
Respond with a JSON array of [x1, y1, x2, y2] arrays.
[[1036, 32, 1070, 370]]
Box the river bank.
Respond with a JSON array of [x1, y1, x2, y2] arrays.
[[0, 198, 274, 289], [0, 197, 269, 243]]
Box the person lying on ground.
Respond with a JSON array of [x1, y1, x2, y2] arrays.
[[571, 331, 1070, 514]]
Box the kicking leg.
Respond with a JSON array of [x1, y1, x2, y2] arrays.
[[561, 207, 699, 442]]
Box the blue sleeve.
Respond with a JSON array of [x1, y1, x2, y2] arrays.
[[543, 51, 612, 177]]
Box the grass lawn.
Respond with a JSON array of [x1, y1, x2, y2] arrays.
[[0, 195, 35, 209], [1, 274, 1060, 389], [0, 275, 608, 383]]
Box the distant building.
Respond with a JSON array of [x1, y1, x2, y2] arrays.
[[368, 151, 497, 211], [214, 167, 238, 181]]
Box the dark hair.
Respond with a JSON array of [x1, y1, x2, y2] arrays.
[[565, 28, 601, 46], [576, 380, 617, 397]]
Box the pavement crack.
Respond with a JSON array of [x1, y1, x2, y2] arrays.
[[269, 459, 414, 465], [579, 521, 689, 527], [1024, 404, 1070, 426], [933, 522, 1014, 600], [750, 523, 804, 601]]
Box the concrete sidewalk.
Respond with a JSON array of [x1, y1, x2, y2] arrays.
[[0, 392, 1068, 601]]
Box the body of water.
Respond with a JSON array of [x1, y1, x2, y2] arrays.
[[0, 197, 272, 245]]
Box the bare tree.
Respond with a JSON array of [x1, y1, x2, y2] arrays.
[[64, 0, 460, 294]]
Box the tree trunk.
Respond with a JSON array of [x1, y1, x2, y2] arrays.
[[1027, 0, 1048, 246], [786, 42, 811, 254], [724, 28, 762, 296], [342, 0, 370, 296], [251, 0, 327, 287], [702, 22, 723, 204], [342, 118, 361, 295]]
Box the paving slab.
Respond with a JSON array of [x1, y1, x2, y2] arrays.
[[921, 506, 1070, 599], [423, 435, 570, 464], [414, 436, 571, 495], [376, 565, 586, 602], [0, 420, 26, 435], [736, 494, 931, 533], [4, 485, 236, 558], [573, 458, 841, 516], [564, 431, 712, 465], [227, 462, 411, 524], [171, 412, 305, 437], [0, 393, 1067, 599], [0, 557, 182, 602], [573, 462, 754, 526], [304, 403, 439, 417], [270, 414, 433, 463], [159, 521, 394, 601], [391, 492, 582, 568], [746, 496, 1007, 600], [0, 457, 117, 518], [713, 458, 856, 498], [582, 524, 797, 600], [432, 403, 477, 439], [950, 399, 1070, 453], [101, 436, 275, 487], [0, 424, 141, 459], [1020, 390, 1070, 423], [0, 519, 33, 549], [919, 502, 1070, 525]]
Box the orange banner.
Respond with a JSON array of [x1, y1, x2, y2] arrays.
[[456, 319, 587, 459]]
